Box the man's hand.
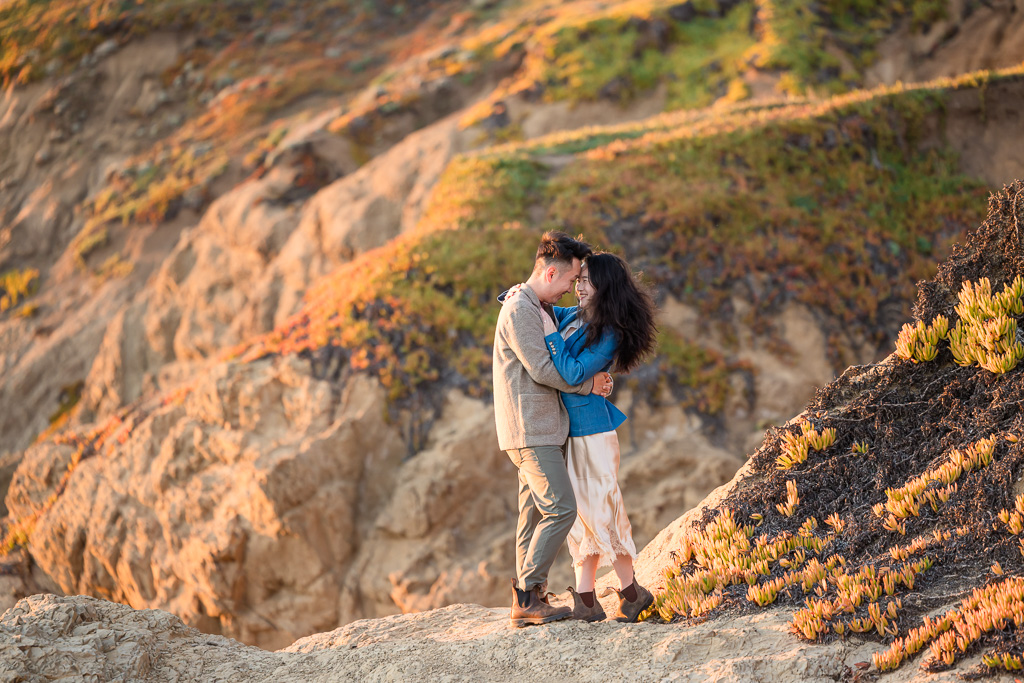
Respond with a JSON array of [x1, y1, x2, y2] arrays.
[[592, 372, 613, 397]]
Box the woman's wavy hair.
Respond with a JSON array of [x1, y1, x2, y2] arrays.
[[580, 252, 657, 373]]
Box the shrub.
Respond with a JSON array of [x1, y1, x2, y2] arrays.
[[0, 267, 39, 312]]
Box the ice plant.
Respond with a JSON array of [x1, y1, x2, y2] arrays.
[[872, 577, 1024, 672], [776, 422, 836, 470], [996, 493, 1024, 536], [948, 276, 1024, 373], [825, 513, 845, 534], [777, 480, 800, 516], [895, 315, 949, 363], [874, 437, 995, 534]]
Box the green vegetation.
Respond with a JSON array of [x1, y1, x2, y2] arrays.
[[231, 74, 1014, 416], [539, 4, 757, 109], [74, 148, 216, 273], [77, 144, 228, 259], [542, 89, 989, 358], [453, 0, 959, 130], [418, 154, 547, 233], [459, 0, 762, 127], [84, 145, 227, 228], [751, 0, 949, 96]]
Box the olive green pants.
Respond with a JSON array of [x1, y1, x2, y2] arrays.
[[507, 444, 577, 591]]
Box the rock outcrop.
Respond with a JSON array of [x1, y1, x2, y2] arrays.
[[0, 592, 855, 682], [0, 521, 1005, 683], [5, 285, 845, 648]]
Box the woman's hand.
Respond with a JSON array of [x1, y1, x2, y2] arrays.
[[592, 372, 613, 397], [502, 283, 524, 306]]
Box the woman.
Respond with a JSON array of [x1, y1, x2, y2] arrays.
[[506, 252, 657, 622]]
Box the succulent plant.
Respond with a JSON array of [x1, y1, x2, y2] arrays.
[[947, 276, 1024, 373], [895, 315, 949, 363], [777, 480, 800, 516], [777, 422, 837, 470]]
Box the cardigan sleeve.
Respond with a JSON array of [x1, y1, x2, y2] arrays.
[[543, 327, 616, 385]]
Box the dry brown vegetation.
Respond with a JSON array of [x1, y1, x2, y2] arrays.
[[648, 181, 1024, 677]]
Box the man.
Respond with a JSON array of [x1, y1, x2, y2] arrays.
[[493, 231, 612, 627]]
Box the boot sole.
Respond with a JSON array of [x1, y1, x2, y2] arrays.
[[511, 612, 572, 628]]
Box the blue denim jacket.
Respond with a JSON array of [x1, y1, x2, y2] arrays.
[[543, 306, 627, 437]]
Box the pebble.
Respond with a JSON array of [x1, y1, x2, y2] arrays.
[[93, 39, 119, 59]]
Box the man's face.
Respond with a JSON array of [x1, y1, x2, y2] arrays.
[[544, 258, 581, 303]]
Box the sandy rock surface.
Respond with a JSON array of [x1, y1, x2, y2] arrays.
[[0, 591, 861, 682], [1, 578, 1014, 682]]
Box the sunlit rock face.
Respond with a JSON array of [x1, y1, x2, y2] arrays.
[[5, 354, 529, 648], [8, 360, 403, 649]]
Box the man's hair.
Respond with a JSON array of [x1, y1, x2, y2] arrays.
[[534, 231, 592, 271]]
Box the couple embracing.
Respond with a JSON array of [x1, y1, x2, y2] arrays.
[[493, 231, 657, 627]]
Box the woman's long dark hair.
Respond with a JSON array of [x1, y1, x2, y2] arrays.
[[580, 252, 657, 373]]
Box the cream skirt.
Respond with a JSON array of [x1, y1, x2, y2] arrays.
[[565, 430, 637, 568]]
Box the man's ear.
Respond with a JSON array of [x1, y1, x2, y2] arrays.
[[545, 266, 558, 283]]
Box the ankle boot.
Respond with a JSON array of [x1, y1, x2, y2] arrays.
[[567, 587, 606, 622], [510, 579, 571, 628], [611, 579, 654, 623]]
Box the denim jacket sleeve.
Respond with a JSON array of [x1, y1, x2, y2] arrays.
[[542, 327, 616, 385], [552, 306, 577, 325], [503, 300, 594, 395]]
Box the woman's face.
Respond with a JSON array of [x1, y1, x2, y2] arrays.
[[576, 263, 596, 310]]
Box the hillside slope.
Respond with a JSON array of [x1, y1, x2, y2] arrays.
[[2, 0, 1023, 463], [626, 180, 1024, 678], [1, 71, 1020, 650], [6, 182, 1024, 681], [1, 0, 1024, 652]]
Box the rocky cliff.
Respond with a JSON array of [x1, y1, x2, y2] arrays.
[[2, 0, 1024, 656], [6, 181, 1024, 682]]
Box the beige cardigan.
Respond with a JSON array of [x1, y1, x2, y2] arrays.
[[492, 284, 593, 450]]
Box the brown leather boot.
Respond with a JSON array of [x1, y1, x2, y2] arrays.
[[611, 580, 654, 623], [567, 587, 606, 622], [510, 579, 571, 628]]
